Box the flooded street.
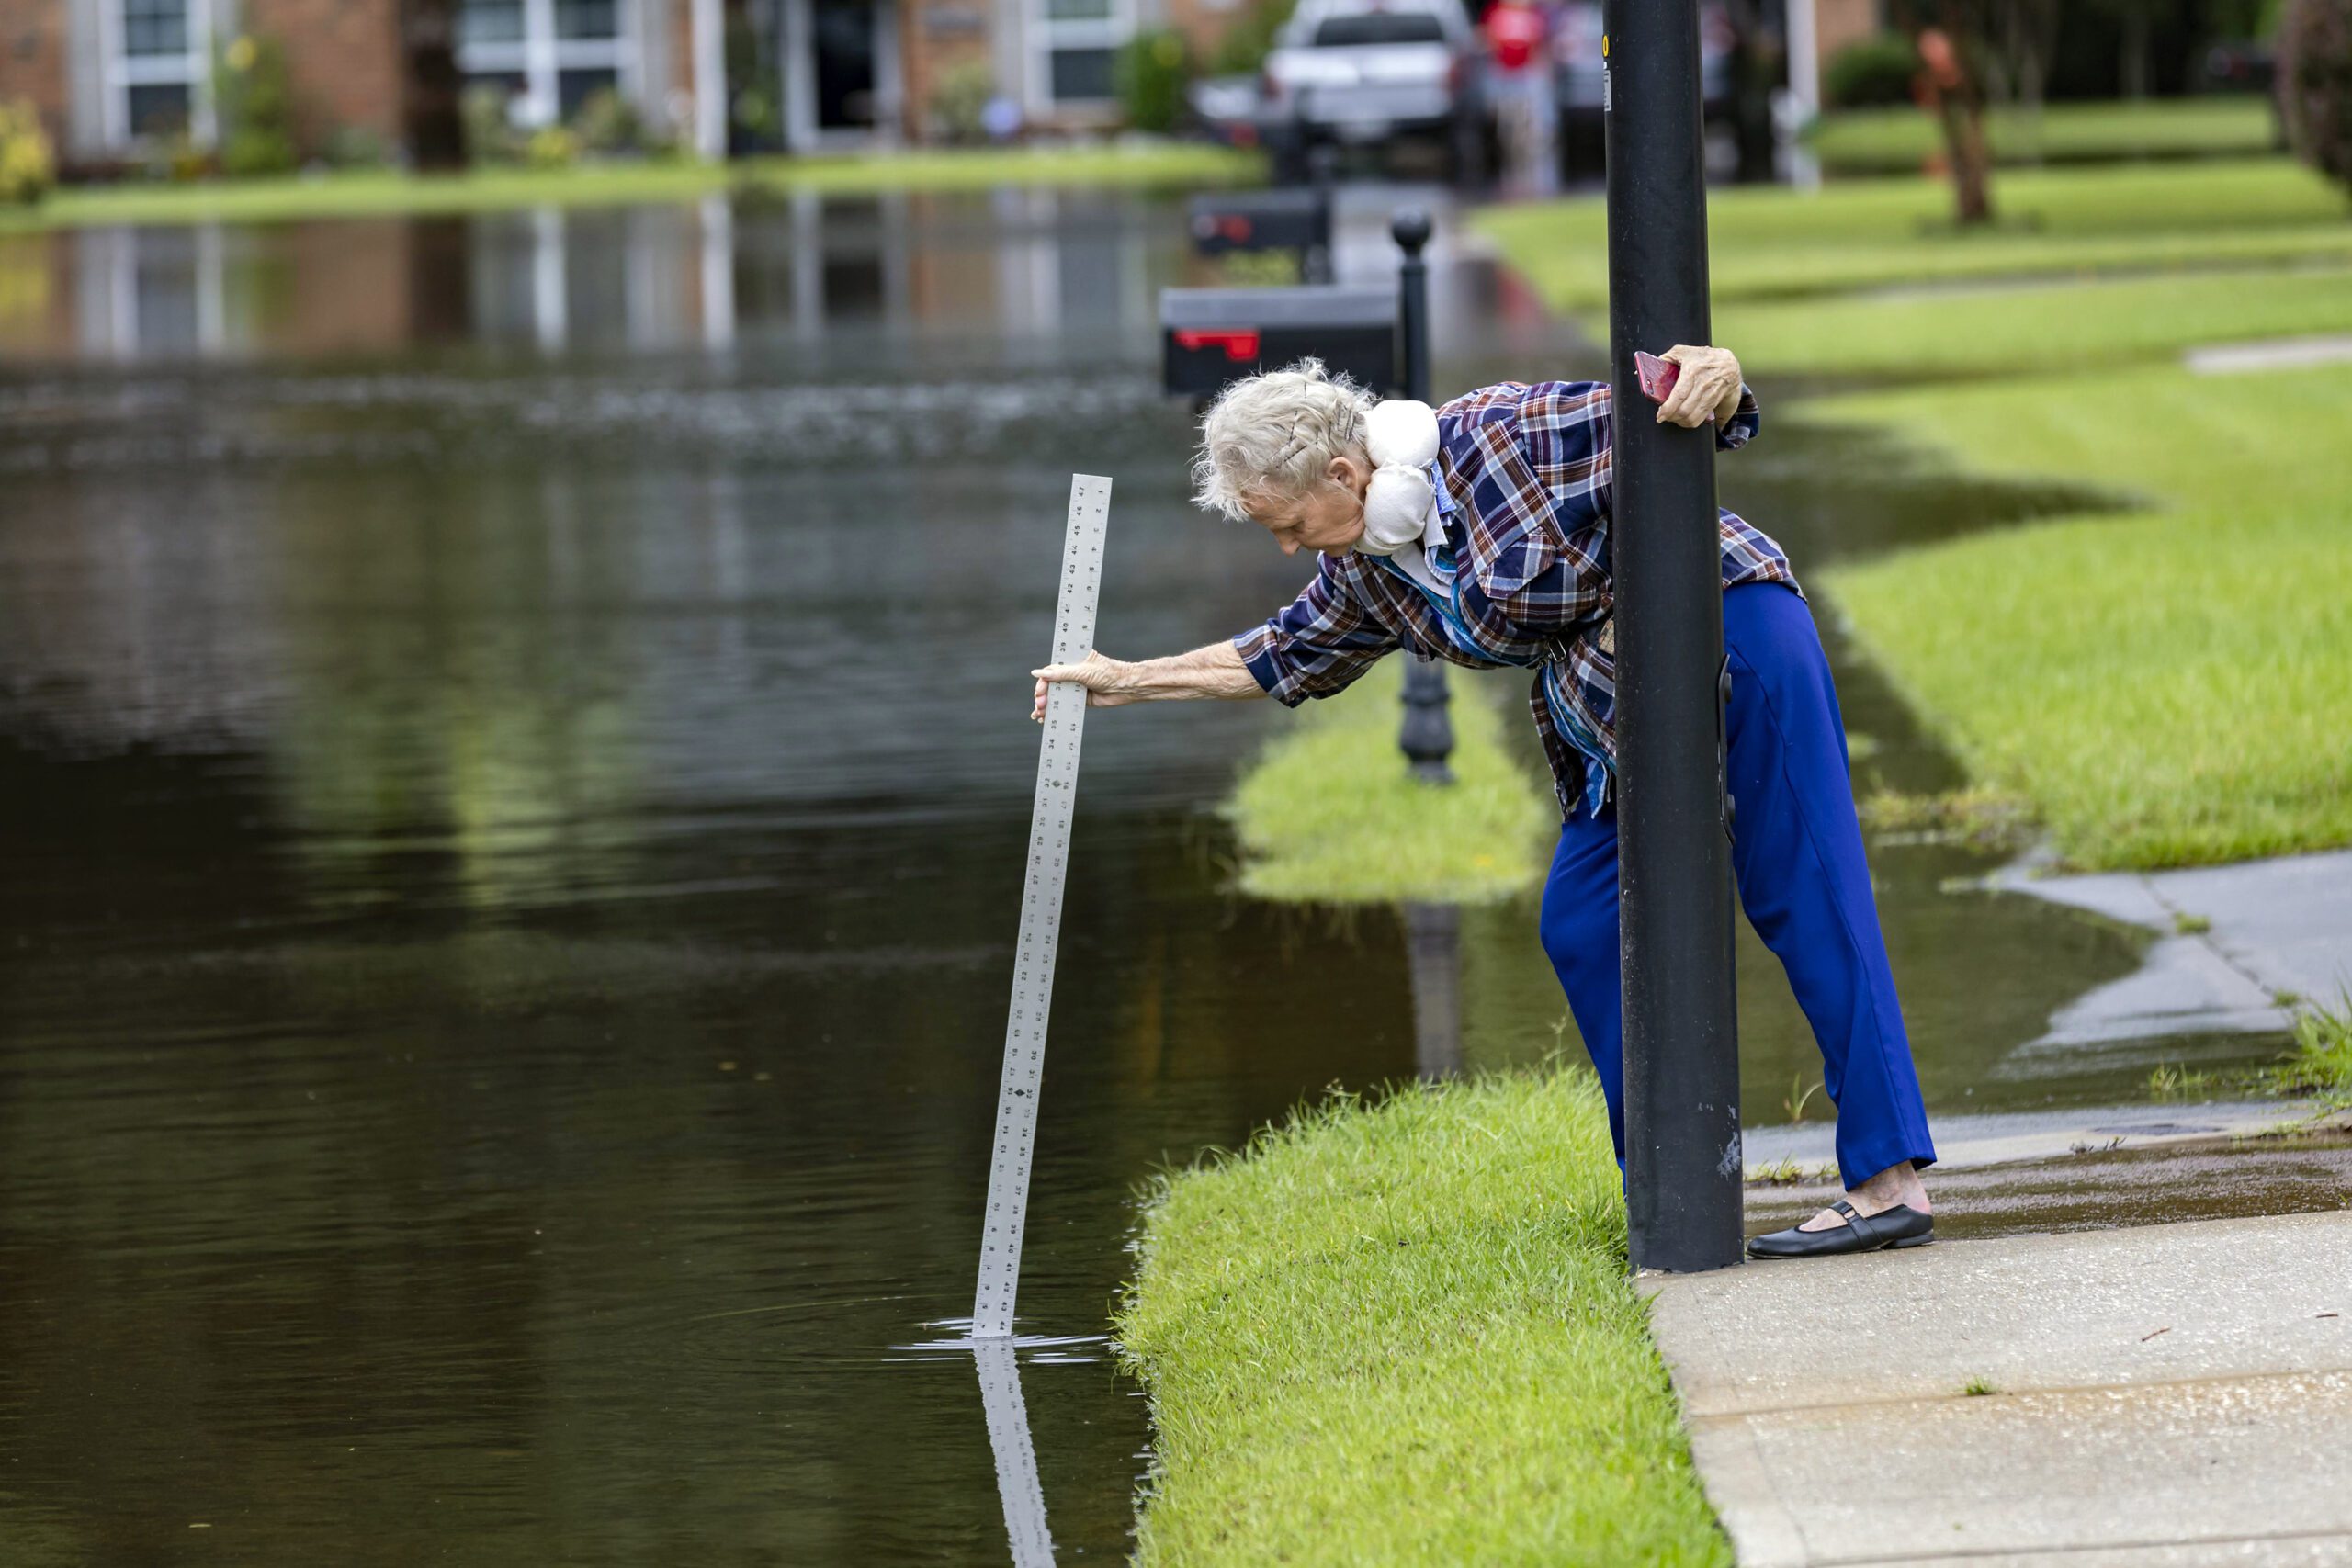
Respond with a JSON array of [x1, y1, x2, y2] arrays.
[[0, 186, 2303, 1562]]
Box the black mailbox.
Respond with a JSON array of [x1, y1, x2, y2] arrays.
[[1186, 187, 1331, 259], [1160, 286, 1397, 400]]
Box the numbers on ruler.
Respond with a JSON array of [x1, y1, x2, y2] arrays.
[[976, 477, 1112, 1339]]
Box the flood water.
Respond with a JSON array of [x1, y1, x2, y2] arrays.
[[0, 186, 2292, 1562]]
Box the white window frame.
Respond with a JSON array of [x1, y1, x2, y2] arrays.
[[98, 0, 218, 148], [1028, 0, 1135, 113], [458, 0, 642, 129]]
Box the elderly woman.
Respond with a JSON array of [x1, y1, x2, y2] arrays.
[[1032, 350, 1937, 1258]]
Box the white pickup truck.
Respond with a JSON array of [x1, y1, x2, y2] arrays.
[[1259, 0, 1483, 175]]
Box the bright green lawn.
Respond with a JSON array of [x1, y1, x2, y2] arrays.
[[1805, 97, 2280, 175], [1476, 159, 2352, 309], [1223, 660, 1553, 905], [1816, 359, 2352, 870], [1117, 1068, 1729, 1567], [0, 143, 1264, 232], [1718, 264, 2352, 376]]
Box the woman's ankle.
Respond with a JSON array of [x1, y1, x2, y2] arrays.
[[1853, 1160, 1930, 1214]]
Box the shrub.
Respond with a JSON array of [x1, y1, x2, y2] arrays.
[[928, 58, 997, 144], [1117, 28, 1193, 134], [462, 82, 522, 164], [1824, 31, 1919, 108], [0, 99, 54, 206], [572, 86, 644, 154], [321, 124, 391, 168], [1208, 0, 1297, 76], [215, 32, 300, 176], [526, 124, 581, 167], [2278, 0, 2352, 197]]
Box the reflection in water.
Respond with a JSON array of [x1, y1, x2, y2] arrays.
[[1404, 902, 1465, 1080], [975, 1339, 1057, 1568], [0, 187, 1187, 365]]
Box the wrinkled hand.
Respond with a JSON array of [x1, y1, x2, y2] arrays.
[[1032, 650, 1134, 721], [1655, 344, 1746, 431]]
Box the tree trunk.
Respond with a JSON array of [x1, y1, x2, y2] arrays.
[[1939, 94, 1995, 221], [2120, 4, 2152, 99], [1909, 14, 1997, 226], [402, 0, 467, 172]]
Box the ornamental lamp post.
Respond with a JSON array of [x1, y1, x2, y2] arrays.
[[1391, 209, 1455, 786]]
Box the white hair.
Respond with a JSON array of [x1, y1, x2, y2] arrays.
[[1189, 358, 1376, 523]]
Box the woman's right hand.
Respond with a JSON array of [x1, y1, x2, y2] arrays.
[[1031, 651, 1135, 721]]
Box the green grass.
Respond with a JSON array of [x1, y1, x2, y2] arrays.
[[1718, 265, 2352, 377], [1223, 661, 1553, 905], [2146, 1062, 2223, 1100], [1115, 1069, 1730, 1567], [2268, 992, 2352, 1102], [1476, 159, 2352, 310], [1805, 98, 2280, 176], [1817, 360, 2352, 870], [0, 143, 1265, 232]]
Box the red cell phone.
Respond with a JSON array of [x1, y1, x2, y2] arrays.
[[1634, 351, 1679, 404]]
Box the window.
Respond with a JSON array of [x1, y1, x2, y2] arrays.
[[460, 0, 526, 45], [103, 0, 214, 146], [458, 0, 638, 127], [556, 0, 620, 39], [125, 83, 193, 138], [121, 0, 192, 56], [1313, 12, 1446, 45], [1033, 0, 1133, 108], [1047, 49, 1114, 100], [559, 67, 620, 118]]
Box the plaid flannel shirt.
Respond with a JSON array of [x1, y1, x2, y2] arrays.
[[1233, 378, 1802, 818]]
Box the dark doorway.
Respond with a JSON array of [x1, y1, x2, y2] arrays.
[[813, 0, 876, 129]]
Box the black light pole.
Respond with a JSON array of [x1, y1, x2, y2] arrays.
[[1392, 209, 1455, 784], [1603, 1, 1744, 1272]]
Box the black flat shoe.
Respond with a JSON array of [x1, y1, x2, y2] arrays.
[[1746, 1200, 1934, 1259]]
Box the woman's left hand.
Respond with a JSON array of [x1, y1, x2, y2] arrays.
[[1655, 344, 1746, 431]]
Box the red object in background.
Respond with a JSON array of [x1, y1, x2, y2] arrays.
[[1174, 329, 1264, 362], [1634, 351, 1680, 403], [1484, 1, 1544, 71]]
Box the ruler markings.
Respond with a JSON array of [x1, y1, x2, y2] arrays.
[[975, 1337, 1056, 1564], [971, 473, 1111, 1342]]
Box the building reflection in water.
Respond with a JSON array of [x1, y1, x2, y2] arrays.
[[0, 187, 1163, 365]]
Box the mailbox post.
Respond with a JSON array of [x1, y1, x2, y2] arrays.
[[1604, 0, 1746, 1273]]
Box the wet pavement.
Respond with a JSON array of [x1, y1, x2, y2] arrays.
[[0, 185, 2315, 1562], [1991, 843, 2352, 1048], [1747, 1127, 2352, 1241]]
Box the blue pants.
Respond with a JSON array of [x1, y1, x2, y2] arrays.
[[1538, 582, 1937, 1190]]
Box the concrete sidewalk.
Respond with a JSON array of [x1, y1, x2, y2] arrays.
[[1991, 845, 2352, 1054], [1644, 1211, 2352, 1566]]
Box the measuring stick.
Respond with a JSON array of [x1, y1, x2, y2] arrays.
[[971, 473, 1111, 1341]]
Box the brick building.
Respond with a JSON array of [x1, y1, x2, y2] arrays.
[[0, 0, 1885, 164], [0, 0, 1179, 163], [0, 0, 715, 161]]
